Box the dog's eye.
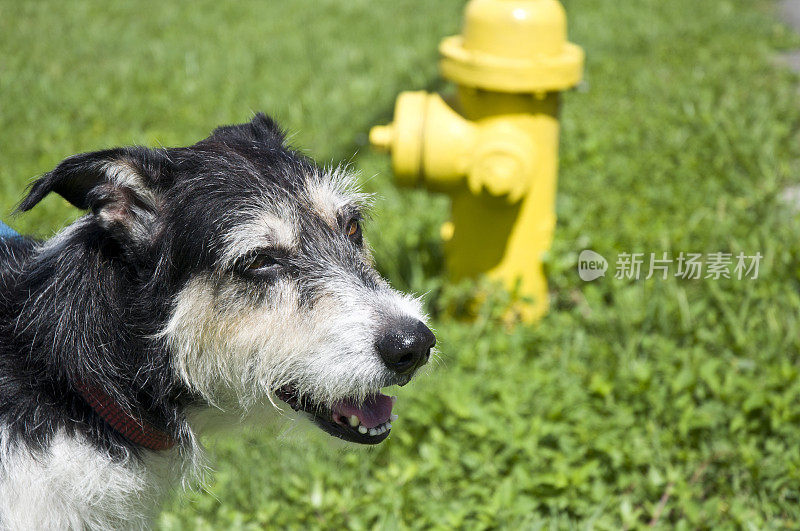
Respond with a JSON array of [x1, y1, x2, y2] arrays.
[[345, 218, 361, 241], [245, 253, 279, 273]]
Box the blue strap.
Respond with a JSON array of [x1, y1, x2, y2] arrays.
[[0, 221, 20, 239]]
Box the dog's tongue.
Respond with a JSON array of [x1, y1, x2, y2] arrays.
[[332, 393, 393, 429]]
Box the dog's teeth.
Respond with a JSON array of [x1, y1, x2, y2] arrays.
[[369, 428, 378, 436], [390, 414, 398, 422], [349, 415, 360, 427], [385, 422, 392, 430], [358, 425, 368, 434]]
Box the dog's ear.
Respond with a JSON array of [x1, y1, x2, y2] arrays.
[[18, 146, 168, 241], [247, 112, 285, 141], [210, 112, 285, 144]]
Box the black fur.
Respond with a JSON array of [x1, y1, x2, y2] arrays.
[[0, 113, 346, 459]]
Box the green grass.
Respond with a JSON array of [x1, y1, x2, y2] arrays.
[[2, 0, 800, 528]]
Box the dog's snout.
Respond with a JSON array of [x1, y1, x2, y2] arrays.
[[376, 320, 436, 376]]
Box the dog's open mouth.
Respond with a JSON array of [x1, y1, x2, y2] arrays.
[[275, 385, 397, 444]]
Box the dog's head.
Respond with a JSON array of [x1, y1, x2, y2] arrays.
[[19, 114, 435, 444]]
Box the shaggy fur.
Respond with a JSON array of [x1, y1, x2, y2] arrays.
[[0, 114, 433, 529]]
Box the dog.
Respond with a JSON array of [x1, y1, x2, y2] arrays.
[[0, 114, 435, 529]]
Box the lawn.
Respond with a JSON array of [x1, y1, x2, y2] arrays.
[[2, 0, 800, 528]]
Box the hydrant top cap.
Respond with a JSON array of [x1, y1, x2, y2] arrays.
[[439, 0, 583, 92]]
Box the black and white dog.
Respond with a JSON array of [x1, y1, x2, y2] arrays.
[[0, 114, 435, 529]]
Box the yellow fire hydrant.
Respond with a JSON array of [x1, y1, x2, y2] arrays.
[[370, 0, 583, 322]]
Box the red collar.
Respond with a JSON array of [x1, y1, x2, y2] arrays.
[[76, 381, 176, 451]]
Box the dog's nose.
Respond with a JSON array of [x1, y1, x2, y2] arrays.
[[376, 320, 436, 375]]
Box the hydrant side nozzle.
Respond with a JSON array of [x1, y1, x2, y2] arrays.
[[420, 94, 480, 185], [467, 122, 537, 203], [369, 92, 428, 187], [369, 92, 480, 190]]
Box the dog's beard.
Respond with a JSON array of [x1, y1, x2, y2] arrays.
[[161, 272, 426, 443]]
